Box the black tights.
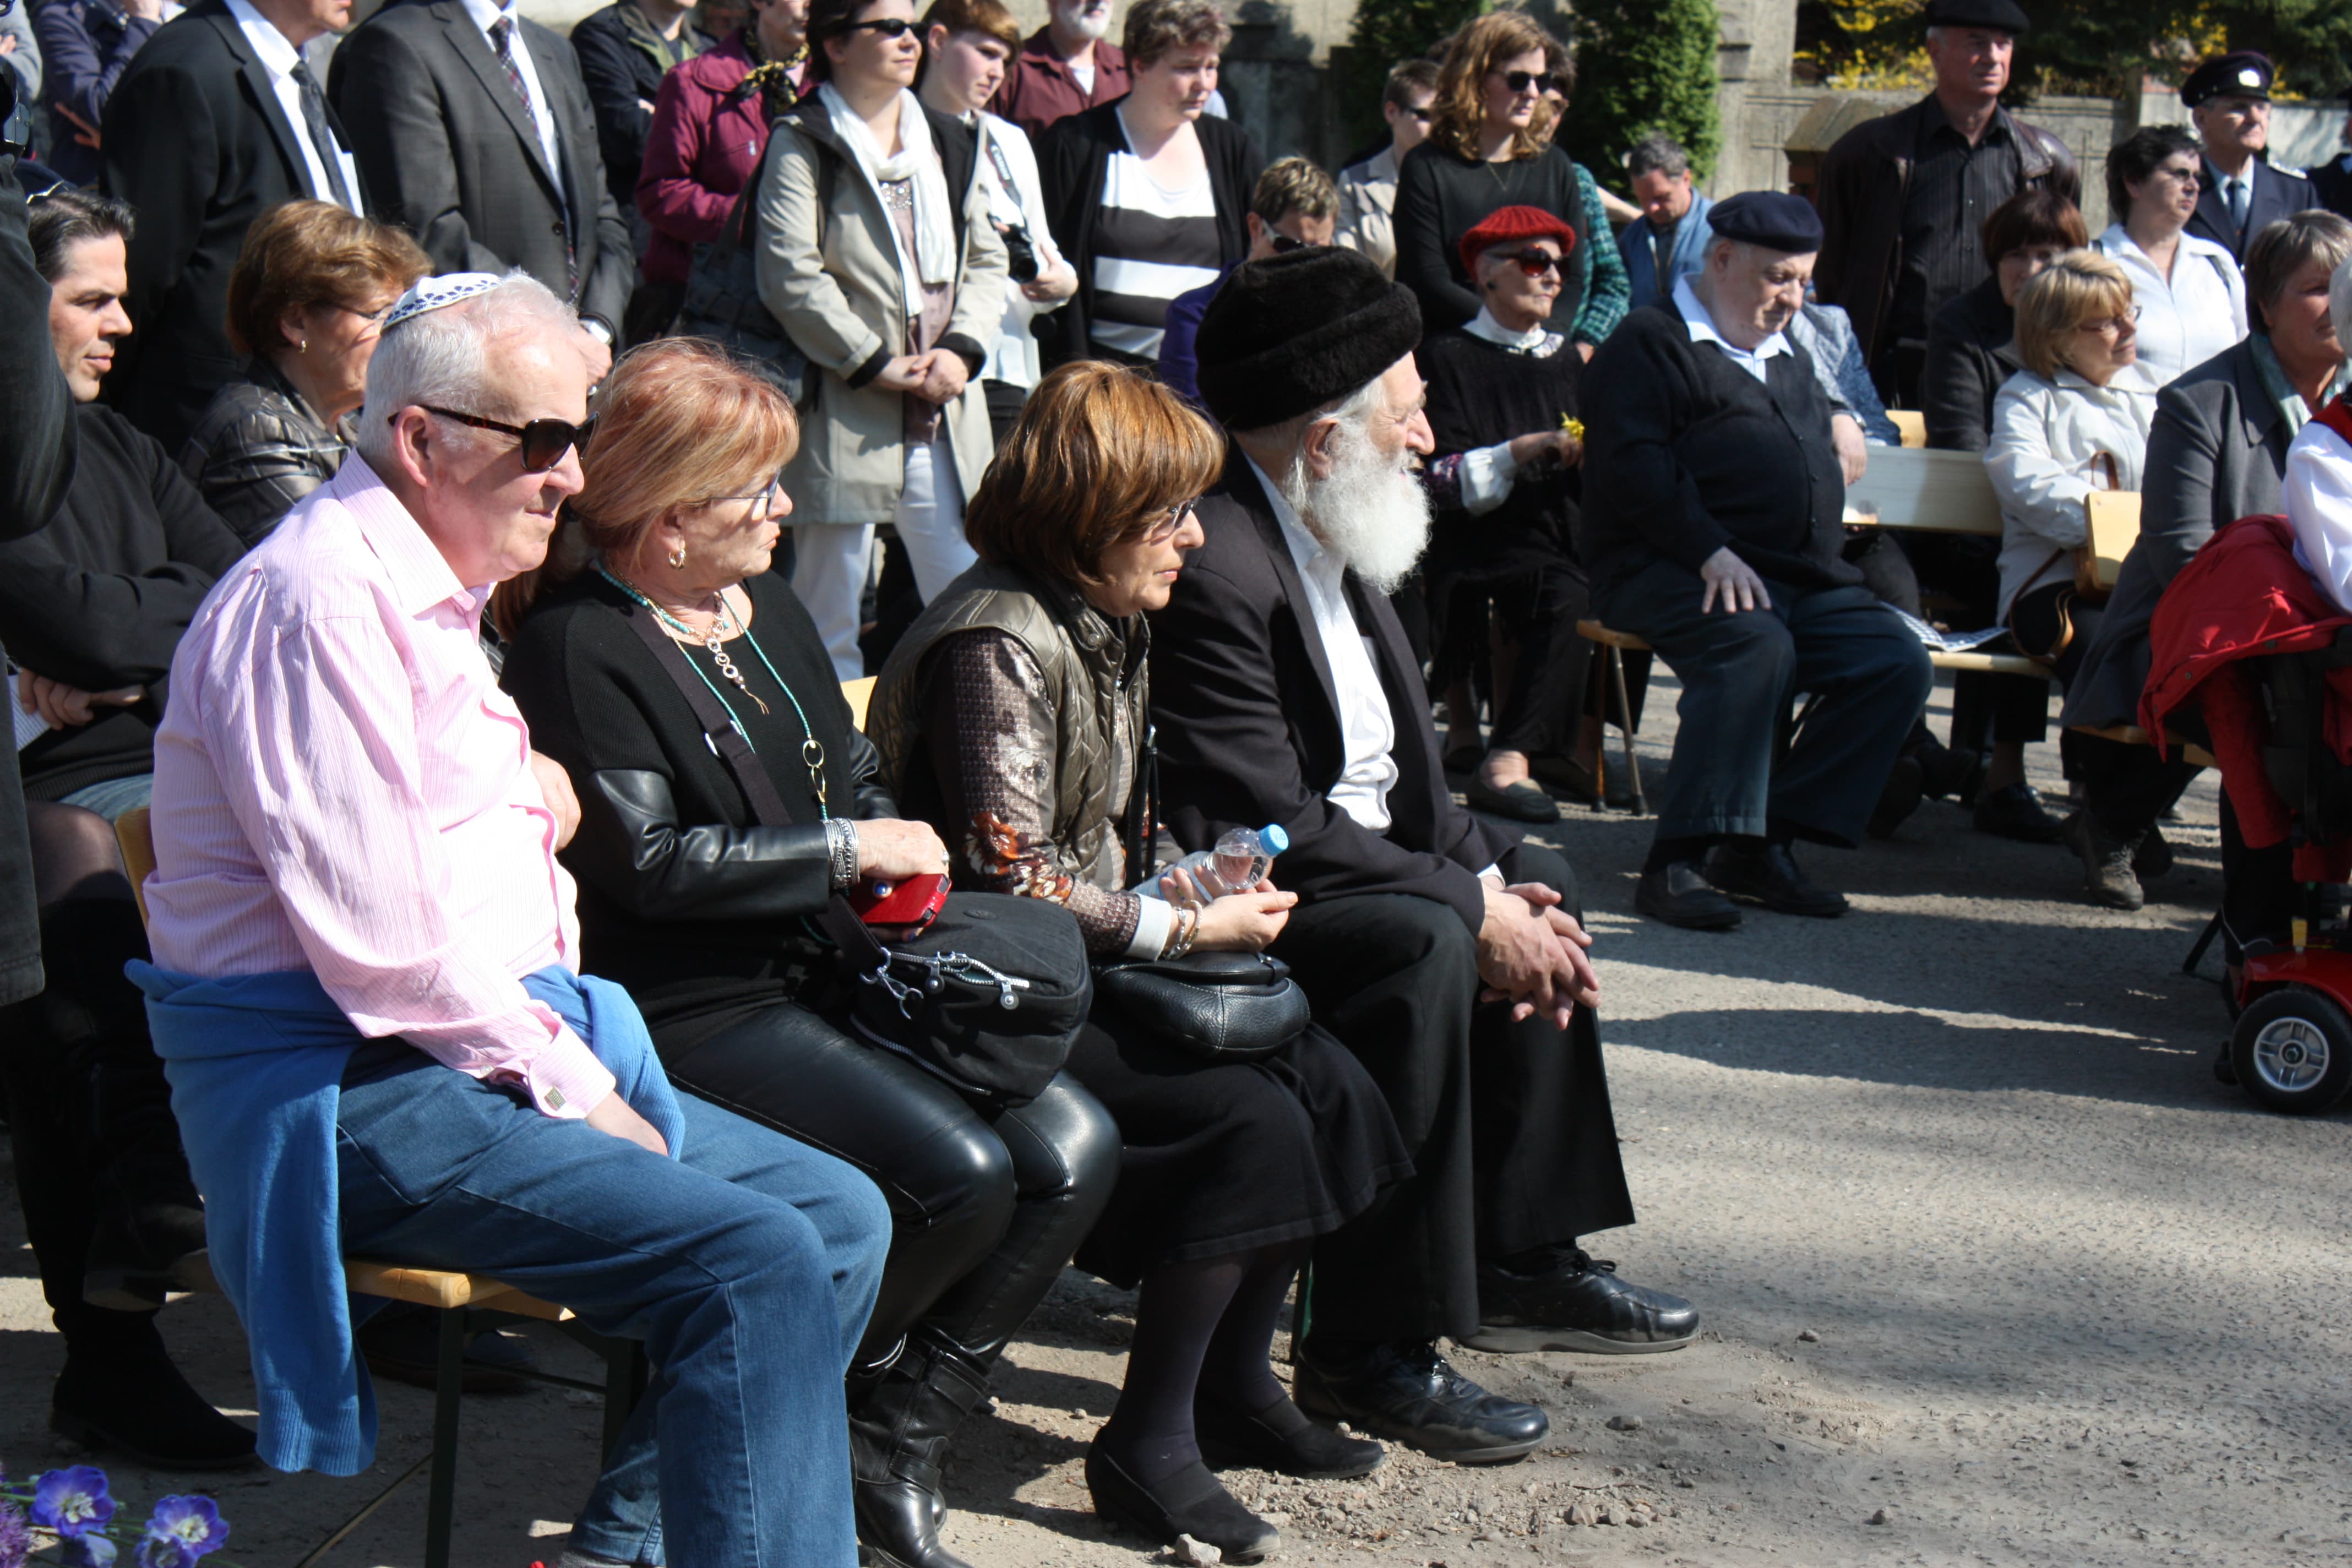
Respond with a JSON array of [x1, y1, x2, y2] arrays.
[[1095, 1242, 1308, 1484]]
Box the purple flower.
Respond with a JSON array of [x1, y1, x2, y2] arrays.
[[0, 1500, 31, 1568], [133, 1496, 228, 1568], [62, 1534, 119, 1567], [31, 1468, 115, 1538]]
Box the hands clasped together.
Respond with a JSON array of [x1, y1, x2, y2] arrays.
[[1476, 876, 1600, 1031]]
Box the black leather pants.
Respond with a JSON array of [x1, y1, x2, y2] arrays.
[[661, 1003, 1121, 1364]]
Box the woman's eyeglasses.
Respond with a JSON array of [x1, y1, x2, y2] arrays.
[[1496, 70, 1563, 94], [1498, 249, 1565, 277], [835, 15, 917, 39], [717, 470, 788, 514], [411, 406, 597, 471], [1144, 498, 1197, 544], [2075, 306, 2142, 337]]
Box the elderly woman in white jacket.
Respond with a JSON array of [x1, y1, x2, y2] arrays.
[[1987, 249, 2162, 690]]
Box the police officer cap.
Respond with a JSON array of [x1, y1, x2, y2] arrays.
[[1920, 0, 2029, 33], [2182, 51, 2275, 108], [1707, 191, 1824, 255]]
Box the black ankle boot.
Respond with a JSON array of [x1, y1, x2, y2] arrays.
[[51, 1313, 257, 1471], [848, 1328, 993, 1568]]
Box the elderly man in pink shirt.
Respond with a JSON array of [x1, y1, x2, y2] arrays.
[[132, 271, 890, 1568]]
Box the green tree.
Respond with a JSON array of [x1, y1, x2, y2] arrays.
[[1558, 0, 1723, 192], [1336, 0, 1480, 150]]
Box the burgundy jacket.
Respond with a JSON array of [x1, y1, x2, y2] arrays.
[[988, 29, 1128, 141], [635, 30, 801, 287]]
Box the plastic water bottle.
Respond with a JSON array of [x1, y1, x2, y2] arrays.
[[1152, 824, 1289, 908]]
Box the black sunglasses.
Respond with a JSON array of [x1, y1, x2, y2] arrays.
[[835, 15, 917, 39], [1499, 69, 1562, 94], [411, 405, 597, 471], [1496, 248, 1565, 277], [1268, 233, 1319, 255]]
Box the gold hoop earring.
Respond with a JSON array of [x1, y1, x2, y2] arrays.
[[668, 544, 688, 569]]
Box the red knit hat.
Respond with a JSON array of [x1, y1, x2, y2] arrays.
[[1457, 205, 1577, 279]]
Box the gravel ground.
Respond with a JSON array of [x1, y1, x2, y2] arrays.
[[6, 669, 2351, 1568]]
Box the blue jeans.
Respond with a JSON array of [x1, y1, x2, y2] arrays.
[[334, 1041, 891, 1567], [1596, 562, 1934, 845]]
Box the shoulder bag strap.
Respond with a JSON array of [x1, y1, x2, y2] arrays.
[[617, 600, 893, 967], [982, 129, 1023, 207]]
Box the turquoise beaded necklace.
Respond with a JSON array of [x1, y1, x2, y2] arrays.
[[598, 564, 830, 818]]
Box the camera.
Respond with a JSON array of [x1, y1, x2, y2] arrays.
[[1001, 222, 1040, 285]]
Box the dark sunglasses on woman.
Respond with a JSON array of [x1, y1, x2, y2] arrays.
[[1498, 249, 1565, 277], [411, 406, 597, 471], [836, 15, 917, 37], [1268, 233, 1320, 255], [1499, 70, 1562, 94]]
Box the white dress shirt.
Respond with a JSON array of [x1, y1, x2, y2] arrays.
[[459, 0, 563, 190], [2286, 416, 2352, 616], [2094, 224, 2247, 386], [1246, 454, 1400, 832], [1674, 274, 1790, 385], [222, 0, 362, 211]]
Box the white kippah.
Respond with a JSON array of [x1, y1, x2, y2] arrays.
[[383, 272, 506, 332]]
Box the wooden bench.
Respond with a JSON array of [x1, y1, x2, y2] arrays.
[[113, 807, 644, 1568], [1576, 448, 2142, 812]]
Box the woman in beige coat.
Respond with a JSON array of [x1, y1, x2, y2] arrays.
[[756, 0, 1009, 678]]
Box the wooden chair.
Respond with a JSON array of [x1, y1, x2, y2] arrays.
[[841, 674, 876, 731], [113, 807, 645, 1568], [2082, 491, 2142, 596], [1842, 445, 2004, 535], [1887, 409, 1926, 449], [1573, 620, 1653, 815]]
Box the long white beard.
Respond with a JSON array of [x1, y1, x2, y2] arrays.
[[1283, 427, 1433, 595], [1055, 1, 1111, 41]]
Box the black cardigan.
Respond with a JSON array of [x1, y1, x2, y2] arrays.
[[499, 569, 896, 1048], [1580, 301, 1855, 597], [1921, 274, 2022, 454], [1391, 140, 1592, 340], [1034, 97, 1262, 368], [0, 403, 247, 802], [1419, 326, 1583, 577]]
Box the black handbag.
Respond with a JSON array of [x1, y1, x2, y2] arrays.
[[676, 133, 816, 411], [619, 605, 1089, 1105], [1095, 949, 1311, 1062]]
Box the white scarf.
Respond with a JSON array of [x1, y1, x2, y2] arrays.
[[818, 81, 956, 314]]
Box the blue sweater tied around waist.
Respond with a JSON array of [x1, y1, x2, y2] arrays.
[[128, 962, 686, 1476]]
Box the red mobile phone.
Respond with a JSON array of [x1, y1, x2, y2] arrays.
[[847, 872, 950, 930]]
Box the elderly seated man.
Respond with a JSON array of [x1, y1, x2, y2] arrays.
[[134, 271, 891, 1568], [1150, 248, 1697, 1469], [1585, 192, 1934, 931]]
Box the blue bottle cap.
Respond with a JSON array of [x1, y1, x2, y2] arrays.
[[1258, 824, 1289, 854]]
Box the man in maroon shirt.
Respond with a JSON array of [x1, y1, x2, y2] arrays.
[[989, 0, 1129, 139]]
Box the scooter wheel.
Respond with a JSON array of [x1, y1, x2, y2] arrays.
[[2230, 987, 2352, 1114]]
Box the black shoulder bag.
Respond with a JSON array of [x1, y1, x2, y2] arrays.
[[618, 605, 1090, 1105], [677, 129, 820, 412]]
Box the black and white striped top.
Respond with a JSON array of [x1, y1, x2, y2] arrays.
[[1087, 145, 1222, 361]]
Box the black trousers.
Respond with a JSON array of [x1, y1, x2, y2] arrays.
[[1270, 842, 1633, 1345], [2009, 581, 2100, 693], [1853, 530, 2050, 747], [2221, 789, 2299, 963], [660, 1004, 1120, 1363], [1425, 559, 1594, 759]]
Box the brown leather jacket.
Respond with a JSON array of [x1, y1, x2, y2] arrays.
[[1814, 95, 2080, 372]]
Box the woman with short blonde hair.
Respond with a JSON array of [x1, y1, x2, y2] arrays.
[[1987, 250, 2160, 696], [499, 338, 1123, 1568], [1390, 7, 1625, 349], [179, 199, 429, 542]]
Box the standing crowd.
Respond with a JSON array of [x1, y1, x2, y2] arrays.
[[1, 0, 2351, 1561]]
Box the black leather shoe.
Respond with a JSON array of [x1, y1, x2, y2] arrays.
[[1196, 1390, 1385, 1479], [52, 1339, 258, 1471], [1463, 1248, 1699, 1355], [1293, 1340, 1548, 1464], [1465, 772, 1560, 823], [357, 1301, 539, 1394], [1973, 781, 2066, 844], [1086, 1446, 1279, 1562], [1915, 740, 1982, 804], [850, 1330, 993, 1568], [2062, 811, 2143, 911], [82, 1196, 211, 1311], [1865, 755, 1925, 838], [1703, 841, 1848, 918], [1635, 862, 1740, 930]]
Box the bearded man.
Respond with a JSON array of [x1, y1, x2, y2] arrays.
[[1149, 248, 1697, 1468], [988, 0, 1129, 140]]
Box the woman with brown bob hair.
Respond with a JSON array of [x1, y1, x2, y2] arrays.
[[1391, 8, 1625, 352], [869, 361, 1411, 1562], [178, 200, 429, 544], [497, 338, 1121, 1568]]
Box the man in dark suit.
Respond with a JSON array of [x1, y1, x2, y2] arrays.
[[2183, 51, 2318, 263], [1152, 249, 1696, 1466], [2312, 92, 2352, 219], [330, 0, 630, 368], [100, 0, 366, 448]]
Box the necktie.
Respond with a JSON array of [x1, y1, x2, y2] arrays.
[[487, 16, 537, 123], [287, 59, 355, 211], [2226, 175, 2249, 231]]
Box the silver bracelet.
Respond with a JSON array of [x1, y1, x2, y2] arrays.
[[826, 819, 859, 890]]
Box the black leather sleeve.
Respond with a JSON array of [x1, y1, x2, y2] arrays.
[[572, 767, 837, 922], [845, 726, 900, 821]]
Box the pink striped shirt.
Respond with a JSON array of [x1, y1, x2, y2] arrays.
[[144, 455, 613, 1120]]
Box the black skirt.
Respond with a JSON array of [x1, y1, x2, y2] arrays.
[[1066, 1011, 1414, 1287]]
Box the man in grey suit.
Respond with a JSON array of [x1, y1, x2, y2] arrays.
[[2062, 212, 2352, 913], [329, 0, 629, 371]]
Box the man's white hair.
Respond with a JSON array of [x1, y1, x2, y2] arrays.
[[2332, 255, 2352, 364], [356, 271, 578, 470]]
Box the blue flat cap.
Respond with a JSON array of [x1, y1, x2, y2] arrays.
[[1921, 0, 2028, 32], [2182, 52, 2275, 108], [1708, 191, 1824, 255]]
